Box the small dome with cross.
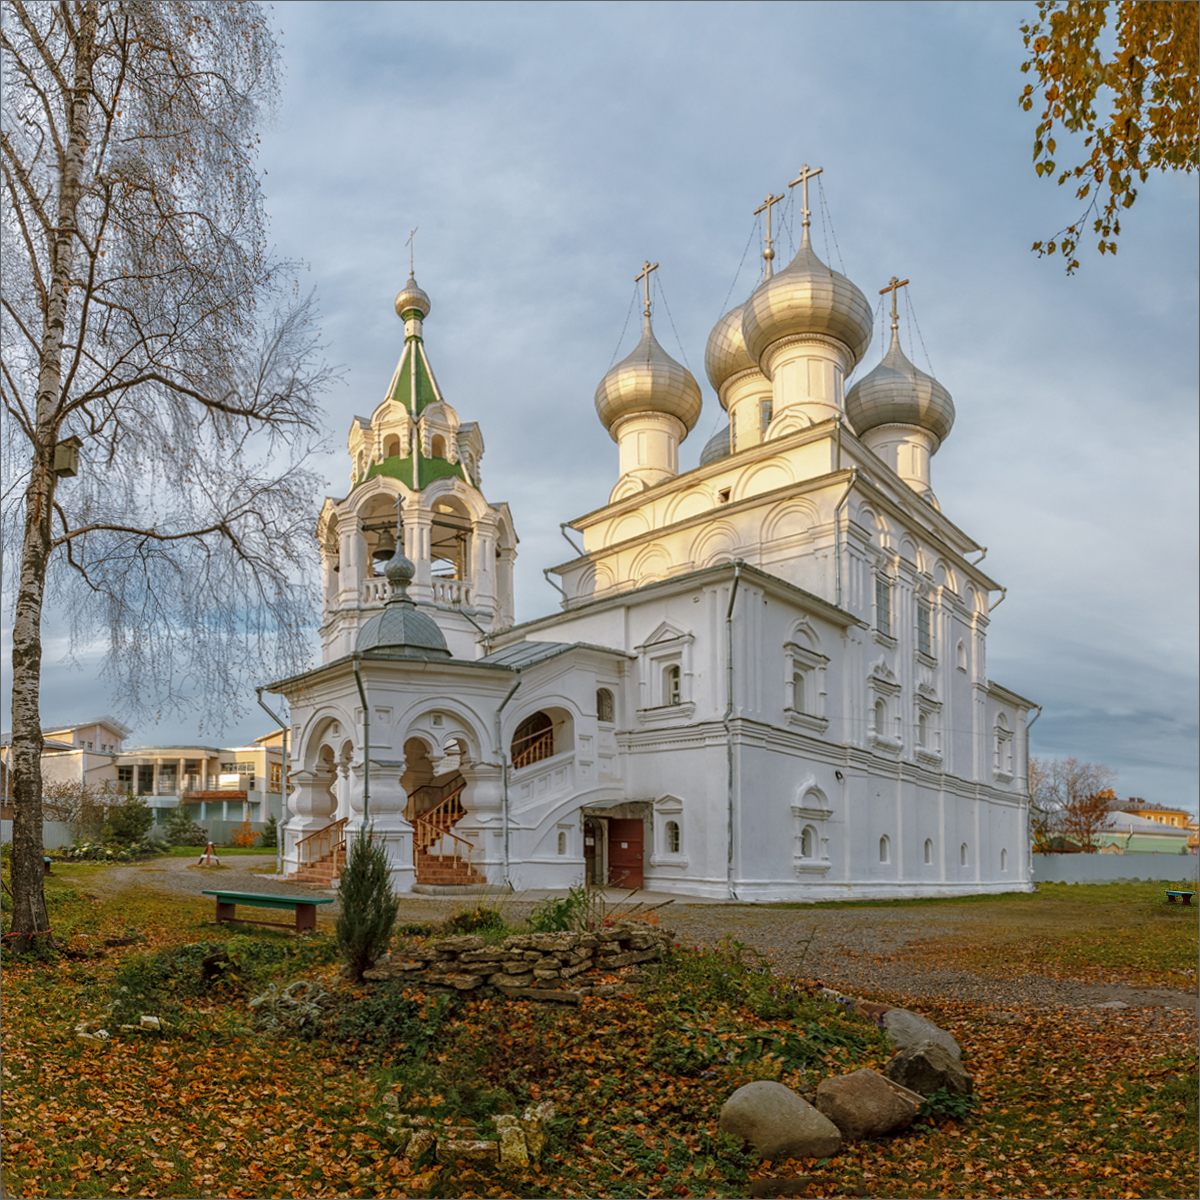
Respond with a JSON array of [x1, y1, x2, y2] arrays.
[[394, 272, 431, 320], [845, 326, 955, 447], [705, 301, 757, 399]]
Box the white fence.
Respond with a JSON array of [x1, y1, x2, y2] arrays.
[[1033, 851, 1198, 884]]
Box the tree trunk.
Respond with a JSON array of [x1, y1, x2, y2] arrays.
[[7, 2, 95, 953]]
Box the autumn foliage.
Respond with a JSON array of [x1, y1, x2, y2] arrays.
[[1019, 0, 1199, 270], [229, 820, 260, 849]]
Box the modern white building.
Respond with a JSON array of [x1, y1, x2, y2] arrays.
[[268, 177, 1036, 899]]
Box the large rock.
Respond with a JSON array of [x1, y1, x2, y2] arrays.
[[884, 1040, 974, 1098], [882, 1009, 961, 1059], [814, 1069, 917, 1140], [719, 1081, 843, 1161]]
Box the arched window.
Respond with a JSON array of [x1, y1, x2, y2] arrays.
[[431, 434, 446, 458], [879, 835, 890, 864], [760, 398, 773, 436], [960, 842, 969, 867], [924, 838, 933, 865], [801, 825, 816, 859], [557, 831, 567, 856], [596, 688, 615, 724], [511, 711, 554, 769], [793, 671, 806, 714], [1000, 847, 1008, 872], [957, 640, 968, 671], [383, 434, 400, 458], [917, 712, 927, 747], [665, 820, 681, 854], [874, 698, 887, 736], [665, 664, 682, 705]]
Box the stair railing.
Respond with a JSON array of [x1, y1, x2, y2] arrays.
[[410, 777, 474, 872], [295, 817, 348, 868], [406, 773, 466, 821]]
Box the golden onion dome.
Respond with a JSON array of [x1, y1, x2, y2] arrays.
[[594, 316, 702, 439], [704, 301, 757, 398], [741, 231, 873, 370], [845, 327, 955, 448], [699, 423, 733, 465], [394, 272, 431, 320]]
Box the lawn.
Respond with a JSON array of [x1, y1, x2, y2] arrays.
[[0, 872, 1195, 1199]]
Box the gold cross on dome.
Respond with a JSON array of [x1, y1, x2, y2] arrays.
[[635, 260, 659, 318], [788, 163, 824, 229], [754, 192, 784, 277], [879, 275, 910, 329], [406, 227, 418, 273]]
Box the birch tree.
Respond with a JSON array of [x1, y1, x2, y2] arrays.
[[1, 1, 331, 951]]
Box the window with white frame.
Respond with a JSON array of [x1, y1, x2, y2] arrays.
[[875, 576, 892, 638], [557, 831, 567, 855], [637, 625, 694, 717], [664, 664, 681, 705], [596, 687, 615, 724], [665, 820, 680, 854], [800, 825, 817, 858], [917, 600, 932, 658], [874, 698, 887, 736], [957, 639, 968, 671], [784, 637, 828, 721], [651, 795, 687, 866]]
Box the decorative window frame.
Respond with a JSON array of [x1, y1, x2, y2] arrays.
[[867, 660, 902, 754], [649, 794, 688, 868], [993, 713, 1015, 783], [783, 640, 830, 734], [913, 683, 943, 766], [791, 780, 832, 876], [915, 583, 937, 668], [873, 570, 897, 649], [636, 625, 696, 724]]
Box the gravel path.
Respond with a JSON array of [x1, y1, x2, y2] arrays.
[[59, 859, 1198, 1016]]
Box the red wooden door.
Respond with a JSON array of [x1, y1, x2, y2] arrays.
[[607, 818, 643, 889]]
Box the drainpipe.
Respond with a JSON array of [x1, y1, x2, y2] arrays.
[[988, 587, 1007, 613], [1025, 704, 1042, 867], [833, 468, 859, 610], [256, 688, 290, 878], [560, 523, 585, 556], [351, 657, 370, 826], [969, 546, 988, 566], [723, 561, 744, 900], [496, 671, 522, 888], [543, 567, 569, 603], [454, 601, 494, 658]]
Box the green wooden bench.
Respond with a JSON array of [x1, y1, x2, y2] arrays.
[[1165, 890, 1194, 906], [201, 889, 334, 933]]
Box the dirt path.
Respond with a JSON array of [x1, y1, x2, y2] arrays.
[[56, 861, 1198, 1016]]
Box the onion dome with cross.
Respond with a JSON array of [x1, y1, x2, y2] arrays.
[[595, 262, 702, 497], [741, 165, 873, 380], [845, 276, 955, 502]]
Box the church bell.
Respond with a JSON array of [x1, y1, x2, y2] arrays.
[[372, 528, 397, 562]]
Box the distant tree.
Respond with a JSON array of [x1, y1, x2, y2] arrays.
[[1019, 0, 1199, 272], [1059, 787, 1119, 853], [1, 2, 332, 953], [1031, 756, 1119, 852]]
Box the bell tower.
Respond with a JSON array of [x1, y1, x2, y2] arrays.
[[317, 272, 518, 662]]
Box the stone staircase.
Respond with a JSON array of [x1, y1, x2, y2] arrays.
[[414, 844, 487, 887]]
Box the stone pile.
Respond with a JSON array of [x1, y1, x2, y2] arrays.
[[381, 1098, 555, 1170], [362, 920, 674, 1002]]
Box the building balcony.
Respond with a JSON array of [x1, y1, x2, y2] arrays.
[[359, 575, 477, 608]]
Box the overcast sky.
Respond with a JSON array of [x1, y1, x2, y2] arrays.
[[12, 1, 1199, 813]]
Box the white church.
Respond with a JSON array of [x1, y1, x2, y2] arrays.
[[267, 168, 1036, 900]]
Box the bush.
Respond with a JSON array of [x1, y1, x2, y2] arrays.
[[335, 827, 399, 982], [229, 819, 259, 848], [445, 906, 505, 934], [527, 884, 589, 932], [105, 795, 154, 845], [260, 813, 278, 849]]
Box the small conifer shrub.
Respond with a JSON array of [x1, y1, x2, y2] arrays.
[[335, 827, 400, 982]]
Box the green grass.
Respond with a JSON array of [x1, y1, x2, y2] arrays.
[[151, 846, 277, 857]]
